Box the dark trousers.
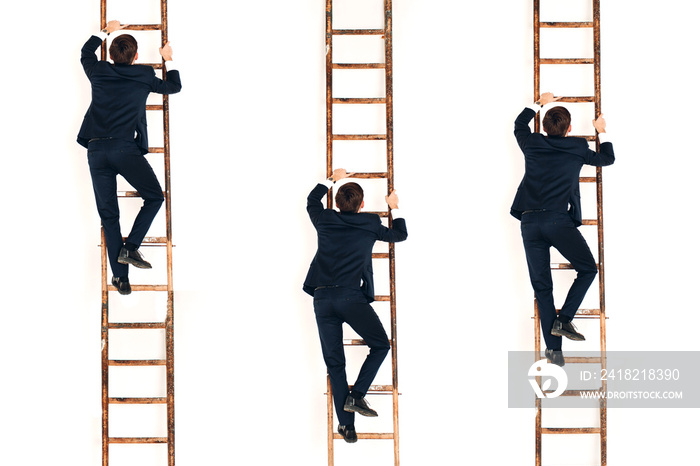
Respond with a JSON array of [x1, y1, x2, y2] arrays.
[[313, 286, 390, 427], [521, 211, 598, 350], [87, 139, 164, 278]]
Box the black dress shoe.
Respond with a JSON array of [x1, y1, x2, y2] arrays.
[[338, 425, 357, 444], [117, 247, 152, 269], [545, 349, 565, 367], [551, 319, 585, 341], [344, 395, 378, 417], [111, 276, 131, 295]]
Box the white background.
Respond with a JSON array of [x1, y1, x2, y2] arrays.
[[1, 1, 698, 465]]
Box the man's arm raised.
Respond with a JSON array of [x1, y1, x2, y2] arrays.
[[307, 168, 355, 227], [81, 20, 128, 77]]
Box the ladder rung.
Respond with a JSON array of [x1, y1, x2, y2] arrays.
[[108, 359, 167, 366], [351, 172, 388, 179], [334, 433, 394, 440], [551, 262, 600, 270], [581, 219, 598, 226], [344, 383, 394, 392], [550, 96, 595, 103], [328, 385, 396, 397], [540, 58, 594, 65], [344, 340, 394, 351], [540, 22, 593, 28], [146, 104, 164, 111], [372, 252, 389, 259], [534, 309, 602, 320], [142, 63, 164, 70], [551, 263, 573, 269], [117, 190, 166, 198], [108, 285, 169, 292], [109, 437, 168, 444], [123, 24, 162, 31], [559, 308, 601, 317], [109, 397, 167, 404], [118, 191, 141, 198], [365, 211, 389, 218], [333, 134, 386, 141], [149, 147, 165, 153], [332, 97, 386, 104], [570, 135, 597, 141], [366, 385, 394, 393], [564, 357, 602, 364], [108, 322, 166, 329], [332, 29, 385, 35], [374, 295, 390, 302], [536, 352, 603, 364], [123, 236, 167, 245], [541, 427, 601, 434], [344, 339, 366, 345], [558, 389, 602, 397], [333, 63, 385, 69], [580, 177, 597, 182]]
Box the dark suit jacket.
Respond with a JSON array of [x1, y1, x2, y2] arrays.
[[77, 35, 182, 155], [303, 183, 408, 303], [510, 107, 615, 226]]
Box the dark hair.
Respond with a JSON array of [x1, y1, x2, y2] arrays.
[[542, 106, 571, 137], [110, 34, 138, 64], [336, 182, 364, 213]]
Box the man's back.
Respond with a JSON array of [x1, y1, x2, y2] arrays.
[[511, 106, 614, 224], [77, 34, 181, 154], [304, 181, 407, 302], [313, 209, 387, 293]]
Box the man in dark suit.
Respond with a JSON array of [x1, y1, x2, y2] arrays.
[[511, 92, 614, 366], [304, 168, 408, 443], [78, 20, 182, 295]]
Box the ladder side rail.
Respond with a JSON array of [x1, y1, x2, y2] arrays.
[[324, 1, 399, 464], [532, 1, 608, 465], [98, 1, 175, 464], [159, 1, 176, 464], [101, 230, 110, 466], [383, 1, 400, 464], [325, 0, 334, 201], [99, 5, 109, 466], [533, 2, 542, 463], [325, 2, 335, 465], [592, 1, 607, 464]]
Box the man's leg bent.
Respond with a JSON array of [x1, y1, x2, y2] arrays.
[[114, 149, 164, 249], [340, 295, 390, 396], [549, 220, 598, 320]]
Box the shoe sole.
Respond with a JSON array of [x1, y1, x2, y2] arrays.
[[112, 281, 132, 295], [338, 429, 358, 443], [112, 284, 132, 296], [344, 405, 378, 417], [551, 328, 585, 341], [118, 257, 152, 269]]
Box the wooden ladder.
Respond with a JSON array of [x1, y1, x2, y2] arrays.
[[99, 0, 175, 464], [533, 0, 608, 464], [325, 0, 399, 464]]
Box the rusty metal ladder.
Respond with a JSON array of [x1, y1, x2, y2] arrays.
[[99, 0, 175, 464], [532, 0, 607, 464], [325, 0, 400, 464]]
